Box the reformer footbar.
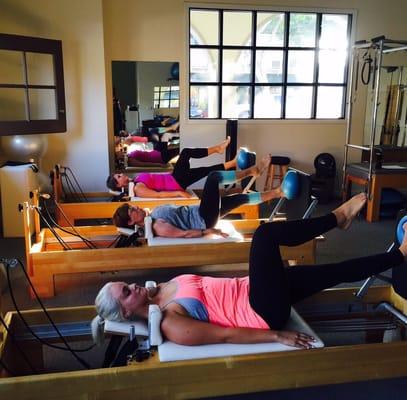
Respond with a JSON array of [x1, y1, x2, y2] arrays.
[[355, 209, 407, 300], [269, 168, 318, 221]]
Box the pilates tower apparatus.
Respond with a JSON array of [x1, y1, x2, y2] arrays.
[[342, 36, 407, 210]]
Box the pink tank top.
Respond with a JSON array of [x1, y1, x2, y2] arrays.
[[134, 173, 183, 191], [127, 149, 163, 164], [172, 274, 269, 329]]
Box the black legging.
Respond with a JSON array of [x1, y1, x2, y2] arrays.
[[172, 148, 225, 189], [153, 142, 180, 164], [199, 171, 256, 228], [248, 213, 405, 329]]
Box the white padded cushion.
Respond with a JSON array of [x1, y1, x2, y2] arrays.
[[145, 218, 243, 246], [104, 319, 148, 337], [158, 309, 324, 362], [130, 188, 198, 201], [117, 227, 138, 236]]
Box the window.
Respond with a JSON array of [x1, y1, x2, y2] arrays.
[[153, 86, 180, 109], [0, 33, 66, 135], [189, 8, 352, 119]]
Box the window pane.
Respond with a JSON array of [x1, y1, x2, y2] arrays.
[[289, 13, 317, 47], [0, 88, 26, 120], [171, 90, 179, 99], [256, 50, 283, 83], [222, 86, 251, 119], [223, 11, 252, 46], [319, 50, 347, 83], [0, 50, 25, 84], [161, 86, 170, 91], [223, 50, 252, 83], [29, 89, 57, 119], [160, 100, 169, 108], [153, 101, 159, 108], [190, 9, 219, 45], [287, 50, 315, 83], [170, 100, 179, 108], [286, 86, 313, 118], [162, 92, 170, 100], [316, 86, 344, 118], [190, 49, 219, 82], [256, 12, 285, 47], [154, 93, 160, 100], [320, 14, 349, 49], [190, 85, 218, 118], [26, 52, 55, 85], [254, 86, 282, 118]]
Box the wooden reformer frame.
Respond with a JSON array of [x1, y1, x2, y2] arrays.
[[23, 198, 317, 298], [1, 286, 407, 399], [51, 166, 260, 226]]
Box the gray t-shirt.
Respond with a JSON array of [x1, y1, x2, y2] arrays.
[[150, 205, 206, 230]]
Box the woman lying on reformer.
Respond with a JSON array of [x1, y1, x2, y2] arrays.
[[107, 136, 242, 199], [93, 193, 407, 349], [112, 156, 275, 238]]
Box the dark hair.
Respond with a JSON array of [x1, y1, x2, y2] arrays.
[[113, 203, 132, 228], [106, 174, 118, 191]]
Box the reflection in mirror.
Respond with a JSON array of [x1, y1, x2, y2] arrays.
[[111, 61, 180, 171]]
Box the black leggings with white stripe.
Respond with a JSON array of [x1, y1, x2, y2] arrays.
[[248, 213, 405, 329]]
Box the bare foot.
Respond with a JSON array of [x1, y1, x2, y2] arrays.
[[217, 136, 231, 154], [253, 154, 271, 177], [333, 193, 367, 230]]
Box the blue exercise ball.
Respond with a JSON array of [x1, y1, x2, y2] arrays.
[[170, 63, 179, 80], [281, 170, 300, 200], [396, 215, 407, 245], [237, 148, 250, 170]]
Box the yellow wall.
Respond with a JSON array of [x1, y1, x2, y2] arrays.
[[1, 0, 407, 193], [0, 0, 109, 191]]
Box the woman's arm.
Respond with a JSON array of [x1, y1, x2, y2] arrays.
[[152, 219, 204, 238], [161, 311, 315, 348], [134, 183, 190, 198]]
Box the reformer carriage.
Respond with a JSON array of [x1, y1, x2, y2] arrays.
[[51, 165, 260, 226]]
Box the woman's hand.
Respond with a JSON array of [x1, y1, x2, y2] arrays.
[[275, 330, 315, 349], [203, 228, 229, 238]]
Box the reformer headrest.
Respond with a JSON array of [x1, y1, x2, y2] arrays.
[[116, 216, 151, 238], [104, 280, 163, 346]]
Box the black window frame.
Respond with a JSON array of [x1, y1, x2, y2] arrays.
[[153, 85, 180, 109], [188, 8, 352, 120], [0, 33, 66, 135]]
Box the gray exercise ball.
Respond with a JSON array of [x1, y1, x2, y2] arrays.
[[0, 134, 48, 162]]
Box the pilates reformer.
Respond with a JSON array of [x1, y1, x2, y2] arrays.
[[51, 165, 260, 226], [22, 172, 318, 298], [1, 265, 407, 398]]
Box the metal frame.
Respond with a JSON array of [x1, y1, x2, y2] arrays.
[[342, 37, 407, 199]]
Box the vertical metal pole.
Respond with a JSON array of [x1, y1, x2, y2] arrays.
[[367, 40, 384, 200], [342, 47, 357, 194]]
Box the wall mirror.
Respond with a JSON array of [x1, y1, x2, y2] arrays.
[[111, 61, 180, 171]]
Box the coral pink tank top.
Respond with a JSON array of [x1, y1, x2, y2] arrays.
[[172, 274, 269, 329], [134, 173, 183, 191]]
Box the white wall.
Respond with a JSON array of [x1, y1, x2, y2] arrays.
[[0, 0, 109, 192]]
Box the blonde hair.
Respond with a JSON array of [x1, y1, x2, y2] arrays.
[[91, 282, 123, 345]]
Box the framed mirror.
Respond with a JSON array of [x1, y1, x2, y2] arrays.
[[111, 61, 180, 171]]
